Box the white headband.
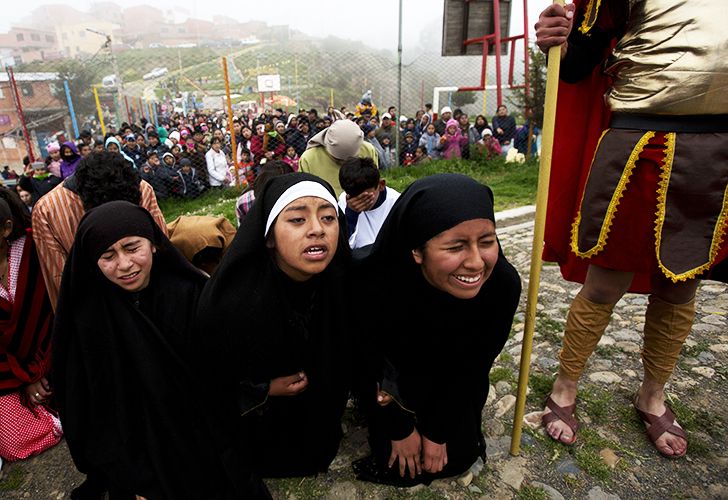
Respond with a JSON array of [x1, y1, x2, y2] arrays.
[[264, 181, 339, 236]]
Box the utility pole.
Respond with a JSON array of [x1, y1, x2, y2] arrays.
[[87, 28, 124, 128]]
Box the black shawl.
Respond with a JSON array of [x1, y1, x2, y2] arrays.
[[197, 172, 352, 477], [53, 201, 269, 499], [357, 174, 522, 474]]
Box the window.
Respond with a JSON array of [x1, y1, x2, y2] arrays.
[[62, 32, 68, 40], [20, 83, 33, 98], [45, 35, 54, 43], [16, 33, 24, 41], [31, 34, 40, 42], [79, 31, 85, 37]]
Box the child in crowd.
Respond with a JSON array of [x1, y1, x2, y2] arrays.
[[477, 128, 502, 160], [418, 123, 442, 160], [177, 158, 204, 199], [412, 146, 431, 165], [338, 157, 400, 249], [439, 119, 469, 159], [380, 136, 396, 169], [399, 132, 418, 166], [282, 144, 300, 172]]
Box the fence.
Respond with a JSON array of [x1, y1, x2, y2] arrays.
[[2, 5, 536, 203]]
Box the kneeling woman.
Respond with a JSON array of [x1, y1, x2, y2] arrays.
[[53, 201, 269, 499], [198, 173, 351, 477], [353, 174, 521, 485]]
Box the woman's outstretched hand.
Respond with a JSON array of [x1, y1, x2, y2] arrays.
[[389, 428, 422, 478], [421, 436, 448, 474]]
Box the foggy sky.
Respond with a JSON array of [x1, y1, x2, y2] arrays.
[[3, 0, 552, 52]]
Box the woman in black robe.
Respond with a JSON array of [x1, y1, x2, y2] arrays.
[[197, 172, 352, 478], [352, 173, 522, 486], [52, 201, 270, 499]]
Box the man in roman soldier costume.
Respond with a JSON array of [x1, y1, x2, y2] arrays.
[[535, 0, 728, 457]]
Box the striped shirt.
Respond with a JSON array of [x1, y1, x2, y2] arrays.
[[31, 180, 167, 310]]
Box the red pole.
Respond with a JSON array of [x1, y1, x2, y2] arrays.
[[7, 67, 35, 162], [493, 0, 503, 106]]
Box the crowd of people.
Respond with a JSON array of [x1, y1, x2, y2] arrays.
[[2, 0, 722, 492], [8, 97, 534, 214], [0, 134, 520, 498]]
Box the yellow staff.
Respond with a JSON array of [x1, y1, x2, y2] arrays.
[[510, 0, 565, 456], [93, 86, 106, 136]]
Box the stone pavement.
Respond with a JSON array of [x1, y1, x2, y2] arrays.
[[2, 217, 727, 499]]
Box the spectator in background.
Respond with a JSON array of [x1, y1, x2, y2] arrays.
[[300, 118, 379, 197], [205, 137, 229, 188], [361, 123, 386, 169], [177, 158, 204, 199], [77, 130, 93, 150], [469, 115, 490, 145], [439, 119, 469, 159], [78, 143, 92, 158], [458, 113, 471, 160], [18, 162, 61, 206], [492, 105, 517, 154], [380, 136, 396, 169], [476, 129, 502, 160], [375, 113, 395, 144], [434, 106, 453, 136], [122, 134, 146, 168], [282, 144, 300, 172], [412, 146, 431, 165], [400, 132, 418, 166], [146, 131, 169, 158], [59, 142, 81, 179], [45, 143, 62, 178], [419, 122, 442, 160]]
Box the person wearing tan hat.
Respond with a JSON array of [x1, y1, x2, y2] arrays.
[[299, 119, 379, 197]]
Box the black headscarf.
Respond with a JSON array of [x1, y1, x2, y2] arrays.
[[197, 172, 352, 477], [357, 174, 522, 476], [53, 201, 268, 499]]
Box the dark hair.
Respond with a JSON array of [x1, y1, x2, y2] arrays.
[[0, 187, 31, 240], [210, 137, 222, 146], [339, 157, 379, 197], [74, 152, 142, 211], [251, 160, 293, 198]]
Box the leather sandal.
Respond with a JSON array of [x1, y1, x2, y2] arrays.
[[541, 394, 579, 445], [633, 395, 687, 458]]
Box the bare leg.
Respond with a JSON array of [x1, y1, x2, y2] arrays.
[[544, 265, 633, 443]]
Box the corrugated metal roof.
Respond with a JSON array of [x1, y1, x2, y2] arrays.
[[0, 72, 60, 82]]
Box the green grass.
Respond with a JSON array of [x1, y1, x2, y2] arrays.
[[527, 373, 556, 406], [682, 340, 710, 358], [382, 156, 539, 211], [0, 465, 26, 492], [157, 156, 539, 225], [535, 315, 563, 344], [490, 367, 517, 385], [158, 187, 242, 224], [517, 485, 549, 500]]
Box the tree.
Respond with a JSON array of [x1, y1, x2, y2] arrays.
[[54, 59, 100, 120], [451, 90, 477, 109]]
